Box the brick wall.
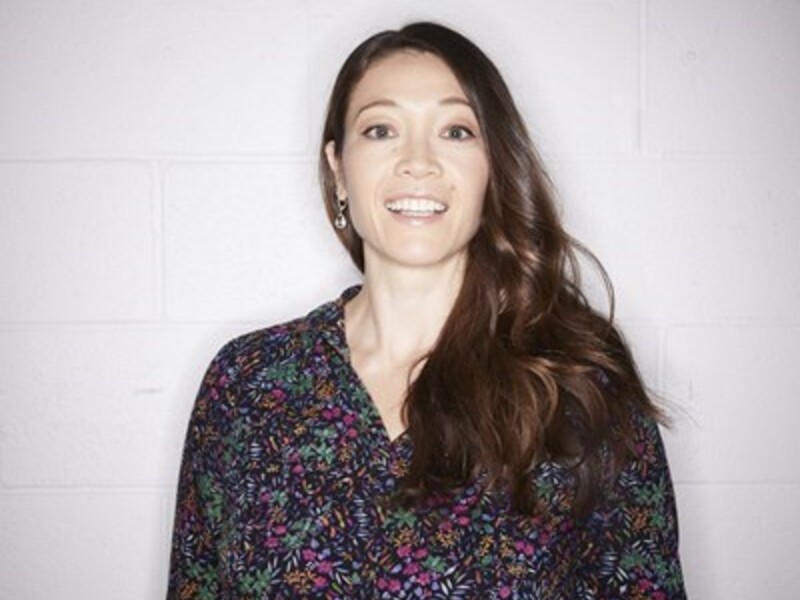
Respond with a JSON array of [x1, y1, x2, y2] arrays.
[[1, 1, 798, 597]]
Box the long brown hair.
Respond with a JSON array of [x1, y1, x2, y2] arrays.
[[319, 22, 659, 515]]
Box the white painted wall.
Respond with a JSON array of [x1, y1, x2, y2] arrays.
[[1, 1, 797, 598]]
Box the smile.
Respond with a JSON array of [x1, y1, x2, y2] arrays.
[[385, 197, 448, 217]]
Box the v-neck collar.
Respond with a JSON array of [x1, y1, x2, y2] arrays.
[[310, 285, 410, 449]]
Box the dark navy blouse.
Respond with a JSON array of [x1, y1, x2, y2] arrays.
[[168, 287, 685, 599]]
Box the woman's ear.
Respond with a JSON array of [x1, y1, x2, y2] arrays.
[[324, 141, 347, 199]]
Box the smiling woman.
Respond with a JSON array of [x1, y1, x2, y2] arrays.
[[167, 21, 686, 599], [324, 51, 489, 275]]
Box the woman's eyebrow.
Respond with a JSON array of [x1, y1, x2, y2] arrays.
[[439, 97, 472, 108], [353, 99, 397, 121], [352, 96, 473, 121]]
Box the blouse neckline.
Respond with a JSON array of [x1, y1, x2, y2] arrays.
[[313, 284, 411, 448]]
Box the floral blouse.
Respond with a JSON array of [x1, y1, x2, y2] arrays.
[[168, 287, 686, 599]]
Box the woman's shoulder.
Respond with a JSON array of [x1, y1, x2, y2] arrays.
[[203, 287, 355, 386]]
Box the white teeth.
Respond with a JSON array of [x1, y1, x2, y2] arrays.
[[385, 198, 447, 215]]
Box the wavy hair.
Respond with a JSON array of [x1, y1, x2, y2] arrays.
[[319, 22, 659, 515]]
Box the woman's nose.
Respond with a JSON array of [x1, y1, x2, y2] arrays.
[[394, 134, 442, 178]]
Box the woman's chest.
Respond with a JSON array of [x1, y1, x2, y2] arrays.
[[213, 416, 578, 599]]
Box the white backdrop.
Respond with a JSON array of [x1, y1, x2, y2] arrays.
[[1, 1, 799, 598]]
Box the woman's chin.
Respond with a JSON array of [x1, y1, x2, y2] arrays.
[[366, 245, 468, 272]]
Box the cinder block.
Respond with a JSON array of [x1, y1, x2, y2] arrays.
[[0, 2, 311, 156], [0, 326, 244, 487], [0, 492, 168, 600], [662, 325, 800, 483], [163, 161, 358, 322], [675, 482, 800, 599], [548, 157, 662, 322], [0, 162, 155, 322], [647, 0, 800, 155], [549, 157, 800, 322], [308, 0, 641, 158]]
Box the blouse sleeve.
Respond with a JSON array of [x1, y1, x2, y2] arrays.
[[574, 411, 687, 599], [167, 342, 239, 599]]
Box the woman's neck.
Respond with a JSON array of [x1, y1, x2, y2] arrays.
[[345, 256, 465, 367]]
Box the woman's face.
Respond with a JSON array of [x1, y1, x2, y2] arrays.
[[326, 51, 490, 272]]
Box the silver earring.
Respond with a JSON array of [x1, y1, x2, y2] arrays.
[[334, 195, 348, 230]]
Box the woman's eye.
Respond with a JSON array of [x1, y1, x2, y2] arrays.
[[363, 124, 393, 139], [443, 125, 476, 141]]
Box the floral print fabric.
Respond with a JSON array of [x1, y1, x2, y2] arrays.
[[168, 287, 685, 599]]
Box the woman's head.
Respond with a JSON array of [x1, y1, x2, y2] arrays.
[[320, 22, 554, 280], [324, 49, 490, 273]]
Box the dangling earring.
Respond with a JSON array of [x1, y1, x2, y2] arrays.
[[334, 194, 348, 230]]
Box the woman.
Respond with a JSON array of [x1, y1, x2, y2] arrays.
[[168, 22, 686, 599]]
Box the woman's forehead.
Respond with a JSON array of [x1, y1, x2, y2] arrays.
[[346, 51, 470, 120]]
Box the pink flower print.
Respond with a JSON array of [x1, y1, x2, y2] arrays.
[[322, 406, 342, 420], [397, 544, 412, 558], [302, 549, 316, 561], [514, 540, 535, 557], [539, 531, 550, 545], [317, 561, 333, 574], [388, 579, 402, 592], [321, 406, 342, 419], [499, 585, 512, 598]]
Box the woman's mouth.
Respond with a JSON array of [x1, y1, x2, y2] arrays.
[[385, 197, 448, 217]]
